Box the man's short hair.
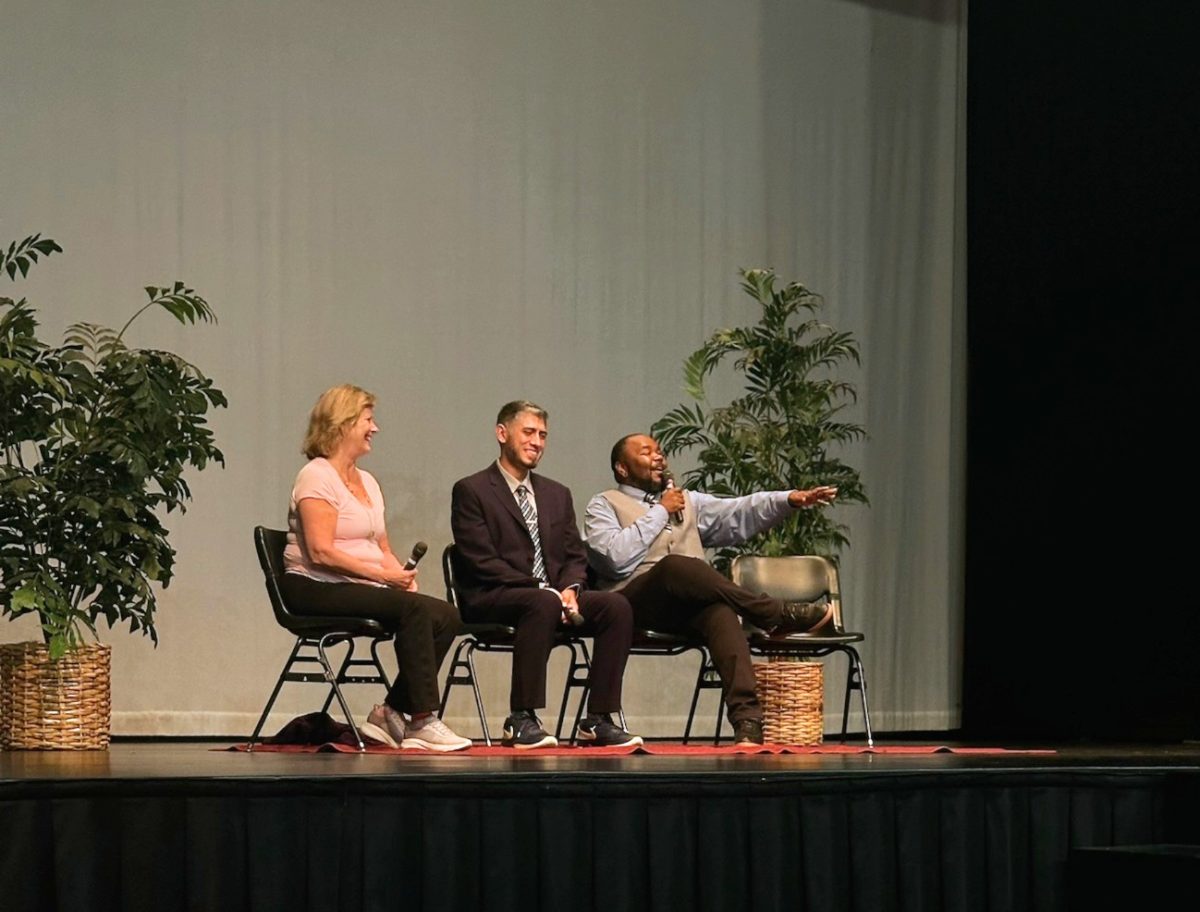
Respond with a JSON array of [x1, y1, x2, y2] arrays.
[[496, 399, 549, 427], [609, 433, 639, 482]]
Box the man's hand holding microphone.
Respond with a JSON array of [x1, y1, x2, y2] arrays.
[[660, 470, 686, 524]]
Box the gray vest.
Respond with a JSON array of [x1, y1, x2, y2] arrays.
[[598, 488, 706, 591]]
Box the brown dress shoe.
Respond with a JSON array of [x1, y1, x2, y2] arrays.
[[733, 719, 765, 744], [770, 598, 838, 636]]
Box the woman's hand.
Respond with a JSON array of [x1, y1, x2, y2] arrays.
[[381, 566, 419, 591]]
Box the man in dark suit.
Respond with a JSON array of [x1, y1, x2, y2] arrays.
[[450, 400, 642, 749]]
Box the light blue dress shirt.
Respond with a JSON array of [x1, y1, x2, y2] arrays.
[[584, 484, 793, 580]]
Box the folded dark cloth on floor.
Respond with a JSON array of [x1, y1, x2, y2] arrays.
[[268, 711, 383, 747]]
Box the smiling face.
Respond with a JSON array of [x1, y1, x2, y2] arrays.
[[342, 407, 379, 460], [614, 434, 667, 493], [496, 410, 548, 478]]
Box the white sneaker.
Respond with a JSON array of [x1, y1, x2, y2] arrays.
[[359, 720, 397, 748], [401, 716, 472, 752], [365, 703, 405, 747]]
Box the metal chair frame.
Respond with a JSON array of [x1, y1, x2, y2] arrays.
[[248, 526, 393, 752], [628, 632, 725, 745], [557, 629, 720, 744]]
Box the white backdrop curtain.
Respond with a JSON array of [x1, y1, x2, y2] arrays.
[[2, 0, 965, 736]]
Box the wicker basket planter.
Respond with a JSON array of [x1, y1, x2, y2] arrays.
[[753, 657, 824, 745], [0, 642, 111, 750]]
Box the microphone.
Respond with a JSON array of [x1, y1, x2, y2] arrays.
[[543, 583, 585, 626], [662, 471, 684, 524], [402, 541, 428, 571]]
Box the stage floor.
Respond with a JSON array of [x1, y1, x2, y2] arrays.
[[5, 738, 1200, 785]]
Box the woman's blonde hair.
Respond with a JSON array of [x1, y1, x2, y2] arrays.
[[302, 384, 376, 459]]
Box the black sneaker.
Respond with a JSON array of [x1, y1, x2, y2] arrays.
[[733, 718, 765, 745], [501, 710, 557, 749], [577, 713, 644, 747]]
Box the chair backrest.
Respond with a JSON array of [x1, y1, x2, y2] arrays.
[[441, 543, 461, 609], [254, 525, 300, 627], [730, 555, 845, 629]]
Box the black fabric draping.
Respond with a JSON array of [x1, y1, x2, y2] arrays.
[[2, 771, 1198, 911]]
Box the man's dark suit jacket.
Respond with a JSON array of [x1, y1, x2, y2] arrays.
[[450, 463, 589, 613]]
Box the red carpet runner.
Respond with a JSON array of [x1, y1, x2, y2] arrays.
[[227, 742, 1054, 756]]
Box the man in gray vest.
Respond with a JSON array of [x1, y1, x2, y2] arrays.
[[583, 433, 839, 745]]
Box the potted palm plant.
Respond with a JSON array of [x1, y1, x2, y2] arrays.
[[0, 233, 226, 749], [652, 267, 867, 568]]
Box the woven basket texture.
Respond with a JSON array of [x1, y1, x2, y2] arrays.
[[754, 657, 824, 745], [1, 642, 111, 750]]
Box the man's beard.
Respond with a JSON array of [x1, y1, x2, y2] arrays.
[[505, 442, 541, 470]]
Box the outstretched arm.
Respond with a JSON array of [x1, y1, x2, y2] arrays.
[[695, 486, 837, 547], [788, 486, 838, 509]]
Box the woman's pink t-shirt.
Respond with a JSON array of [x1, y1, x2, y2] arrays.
[[283, 457, 387, 585]]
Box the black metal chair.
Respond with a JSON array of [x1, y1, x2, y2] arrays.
[[437, 544, 592, 745], [732, 554, 874, 746], [623, 628, 725, 744], [573, 566, 723, 744], [248, 526, 393, 752]]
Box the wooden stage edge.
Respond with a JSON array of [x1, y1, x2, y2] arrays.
[[4, 738, 1200, 787]]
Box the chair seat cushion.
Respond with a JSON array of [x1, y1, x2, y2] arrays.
[[276, 614, 390, 638], [748, 630, 865, 651]]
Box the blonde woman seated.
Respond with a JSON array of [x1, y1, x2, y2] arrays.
[[282, 384, 470, 751]]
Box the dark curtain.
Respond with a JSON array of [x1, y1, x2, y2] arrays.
[[3, 771, 1196, 912], [965, 2, 1200, 738]]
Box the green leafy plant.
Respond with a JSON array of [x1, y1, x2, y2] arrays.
[[651, 267, 867, 567], [1, 233, 226, 658]]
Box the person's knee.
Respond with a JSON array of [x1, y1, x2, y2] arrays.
[[656, 554, 702, 574], [424, 594, 459, 622], [588, 592, 634, 632], [427, 596, 462, 635], [653, 554, 718, 593], [519, 590, 564, 628]]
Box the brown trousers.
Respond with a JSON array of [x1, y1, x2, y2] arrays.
[[620, 554, 785, 723]]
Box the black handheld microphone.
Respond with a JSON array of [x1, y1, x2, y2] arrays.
[[402, 541, 428, 571], [662, 471, 685, 524], [564, 602, 585, 627]]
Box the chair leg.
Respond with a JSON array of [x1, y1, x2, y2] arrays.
[[554, 642, 577, 741], [438, 637, 470, 718], [710, 647, 726, 745], [318, 634, 365, 751], [555, 641, 593, 744], [712, 686, 724, 747], [320, 636, 391, 714], [439, 638, 491, 745], [369, 637, 392, 689], [466, 645, 491, 746], [838, 645, 874, 748], [683, 648, 708, 745], [568, 641, 593, 744], [320, 636, 354, 715], [248, 636, 304, 750]]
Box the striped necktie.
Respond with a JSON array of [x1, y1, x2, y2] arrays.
[[515, 484, 547, 583]]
